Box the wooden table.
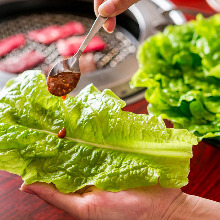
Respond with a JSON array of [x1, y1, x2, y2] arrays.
[[0, 0, 219, 219]]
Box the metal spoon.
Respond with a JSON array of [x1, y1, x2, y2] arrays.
[[47, 15, 108, 96]]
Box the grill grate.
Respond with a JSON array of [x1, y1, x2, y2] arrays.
[[0, 13, 136, 72]]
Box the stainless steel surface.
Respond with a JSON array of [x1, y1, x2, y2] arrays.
[[207, 0, 220, 12], [0, 71, 17, 89], [49, 15, 108, 78], [161, 7, 214, 18]]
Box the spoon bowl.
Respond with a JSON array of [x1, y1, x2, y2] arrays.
[[49, 51, 82, 77], [47, 15, 108, 96]]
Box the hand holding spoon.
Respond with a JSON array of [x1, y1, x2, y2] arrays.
[[47, 15, 108, 96]]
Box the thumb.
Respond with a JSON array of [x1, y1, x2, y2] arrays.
[[98, 0, 139, 17], [21, 182, 84, 218]]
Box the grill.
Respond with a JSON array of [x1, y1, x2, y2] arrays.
[[0, 13, 137, 71], [0, 0, 185, 104]]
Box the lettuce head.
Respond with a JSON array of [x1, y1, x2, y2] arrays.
[[131, 14, 220, 144]]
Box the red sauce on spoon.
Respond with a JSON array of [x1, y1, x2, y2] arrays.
[[47, 72, 80, 96]]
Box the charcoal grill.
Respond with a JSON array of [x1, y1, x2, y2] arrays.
[[0, 0, 185, 104]]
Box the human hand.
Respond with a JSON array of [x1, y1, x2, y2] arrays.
[[21, 183, 182, 220], [94, 0, 140, 33]]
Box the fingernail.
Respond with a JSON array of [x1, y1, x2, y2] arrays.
[[104, 23, 114, 34], [98, 0, 115, 16], [20, 184, 36, 195]]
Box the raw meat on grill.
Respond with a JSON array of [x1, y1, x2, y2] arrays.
[[0, 50, 45, 73], [28, 21, 85, 44], [57, 35, 106, 56], [60, 22, 85, 38], [0, 34, 26, 57]]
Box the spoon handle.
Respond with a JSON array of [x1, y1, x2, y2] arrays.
[[78, 15, 108, 53]]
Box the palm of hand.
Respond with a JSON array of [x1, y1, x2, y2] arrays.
[[21, 183, 181, 220]]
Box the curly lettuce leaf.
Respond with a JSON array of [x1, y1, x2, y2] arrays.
[[130, 14, 220, 142], [0, 71, 197, 193]]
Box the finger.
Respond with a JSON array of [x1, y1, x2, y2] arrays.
[[98, 0, 139, 17], [94, 0, 116, 33], [21, 182, 83, 218], [103, 17, 116, 33], [94, 0, 104, 16]]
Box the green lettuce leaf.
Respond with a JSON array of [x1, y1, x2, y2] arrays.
[[0, 71, 197, 193], [130, 14, 220, 142]]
